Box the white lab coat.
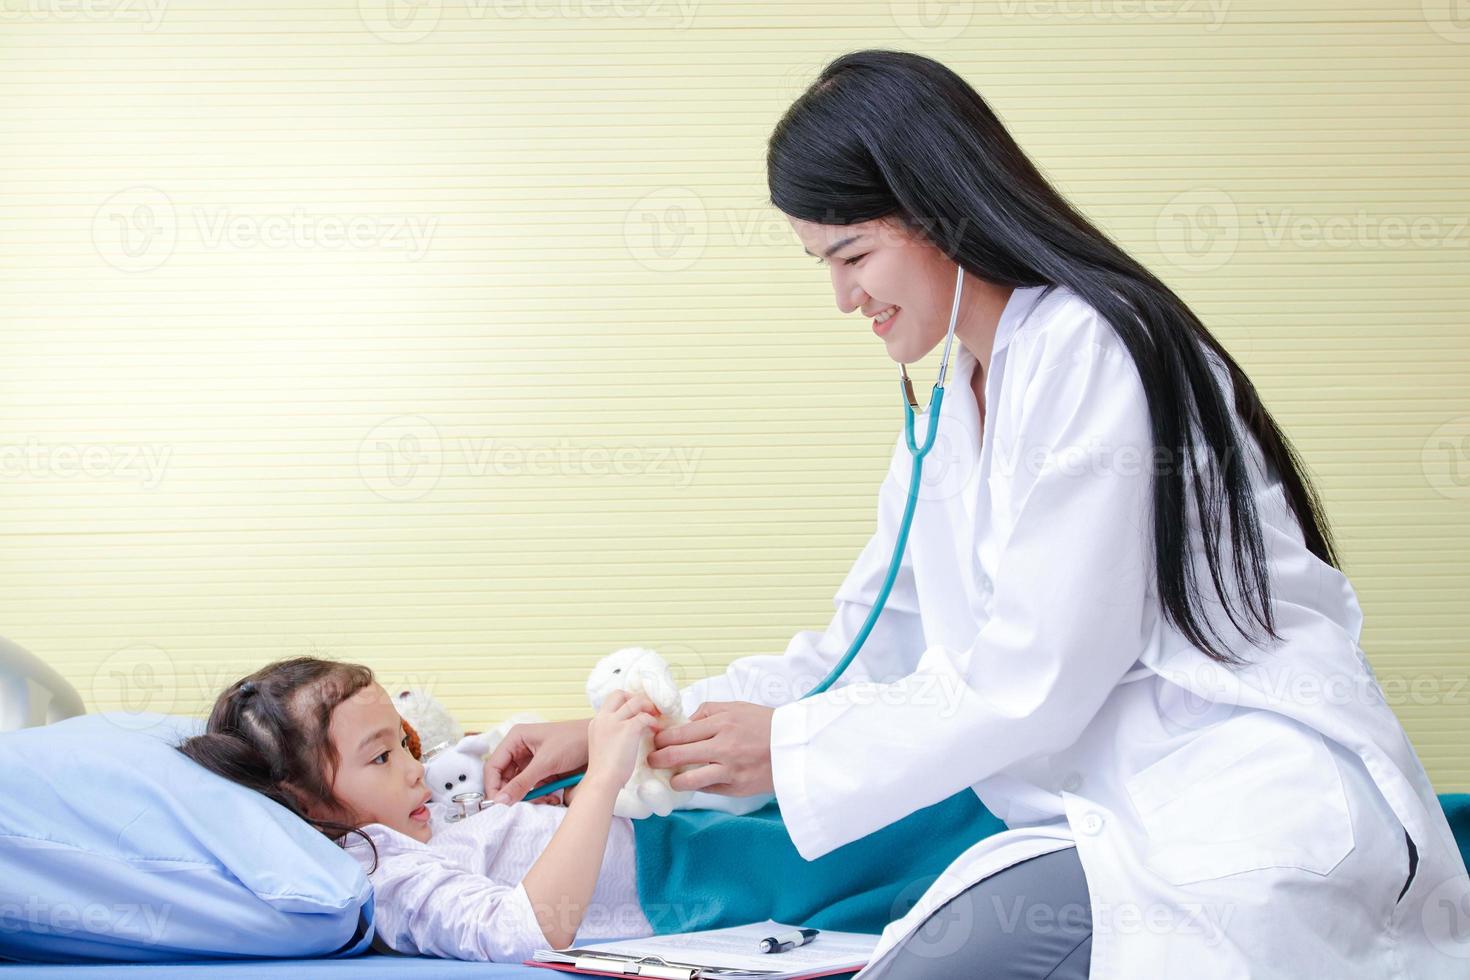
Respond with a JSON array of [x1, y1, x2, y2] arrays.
[[679, 284, 1470, 978]]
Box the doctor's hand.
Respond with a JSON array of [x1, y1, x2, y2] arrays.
[[646, 701, 775, 797], [483, 717, 592, 806]]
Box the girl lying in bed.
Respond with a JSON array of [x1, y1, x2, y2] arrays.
[[178, 655, 998, 964], [179, 655, 666, 962]]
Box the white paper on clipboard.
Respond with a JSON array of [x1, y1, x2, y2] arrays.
[[528, 920, 879, 980]]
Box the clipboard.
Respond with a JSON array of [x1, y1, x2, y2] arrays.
[[533, 951, 764, 979], [524, 920, 876, 980], [526, 953, 862, 980]]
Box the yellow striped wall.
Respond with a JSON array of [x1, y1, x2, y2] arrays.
[[2, 1, 1467, 788]]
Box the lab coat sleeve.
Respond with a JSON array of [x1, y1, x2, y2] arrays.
[[770, 336, 1158, 860], [366, 847, 553, 962]]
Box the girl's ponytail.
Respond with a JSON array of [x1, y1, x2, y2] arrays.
[[177, 658, 381, 871]]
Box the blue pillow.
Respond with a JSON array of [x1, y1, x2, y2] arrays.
[[0, 713, 374, 963]]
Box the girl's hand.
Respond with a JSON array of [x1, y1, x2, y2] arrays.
[[584, 691, 663, 793]]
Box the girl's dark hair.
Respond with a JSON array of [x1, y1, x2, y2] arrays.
[[768, 50, 1338, 665], [177, 656, 381, 870]]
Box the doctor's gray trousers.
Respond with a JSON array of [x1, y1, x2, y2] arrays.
[[859, 846, 1093, 980], [858, 829, 1420, 979]]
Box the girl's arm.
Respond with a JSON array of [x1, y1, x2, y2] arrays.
[[519, 769, 624, 948], [519, 693, 661, 949], [363, 846, 558, 963]]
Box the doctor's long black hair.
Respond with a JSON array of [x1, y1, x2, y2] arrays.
[[768, 50, 1338, 666]]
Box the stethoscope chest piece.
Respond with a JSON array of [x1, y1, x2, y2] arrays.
[[447, 791, 488, 822]]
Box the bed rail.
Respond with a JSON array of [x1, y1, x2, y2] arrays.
[[0, 637, 86, 732]]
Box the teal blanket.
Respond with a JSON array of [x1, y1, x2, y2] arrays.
[[635, 792, 1470, 935], [634, 791, 1002, 935]]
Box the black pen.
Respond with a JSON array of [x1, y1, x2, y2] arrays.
[[757, 928, 820, 954]]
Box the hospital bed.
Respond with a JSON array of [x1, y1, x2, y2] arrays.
[[2, 638, 1468, 977]]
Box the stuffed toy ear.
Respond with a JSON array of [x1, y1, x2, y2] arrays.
[[455, 731, 493, 757], [401, 718, 422, 761]]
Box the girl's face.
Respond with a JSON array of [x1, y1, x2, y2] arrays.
[[789, 215, 967, 365], [311, 683, 433, 843]]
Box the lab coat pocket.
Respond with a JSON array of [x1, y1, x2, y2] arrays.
[[1123, 713, 1355, 886]]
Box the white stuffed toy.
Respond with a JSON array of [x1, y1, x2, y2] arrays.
[[393, 688, 462, 759], [421, 712, 546, 805], [393, 686, 545, 806], [434, 711, 545, 805], [424, 731, 493, 804], [586, 647, 695, 819]]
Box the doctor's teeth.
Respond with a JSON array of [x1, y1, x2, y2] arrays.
[[875, 306, 899, 323]]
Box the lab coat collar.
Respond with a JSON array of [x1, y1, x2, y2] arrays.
[[948, 283, 1051, 396], [943, 284, 1051, 544], [992, 283, 1052, 361]]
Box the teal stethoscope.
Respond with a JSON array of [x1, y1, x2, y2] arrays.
[[521, 266, 967, 802]]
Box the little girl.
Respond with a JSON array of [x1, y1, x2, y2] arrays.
[[178, 656, 666, 962]]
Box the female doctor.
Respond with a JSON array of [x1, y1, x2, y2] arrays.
[[485, 51, 1469, 978]]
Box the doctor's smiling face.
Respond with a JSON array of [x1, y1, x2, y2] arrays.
[[790, 214, 1012, 368]]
